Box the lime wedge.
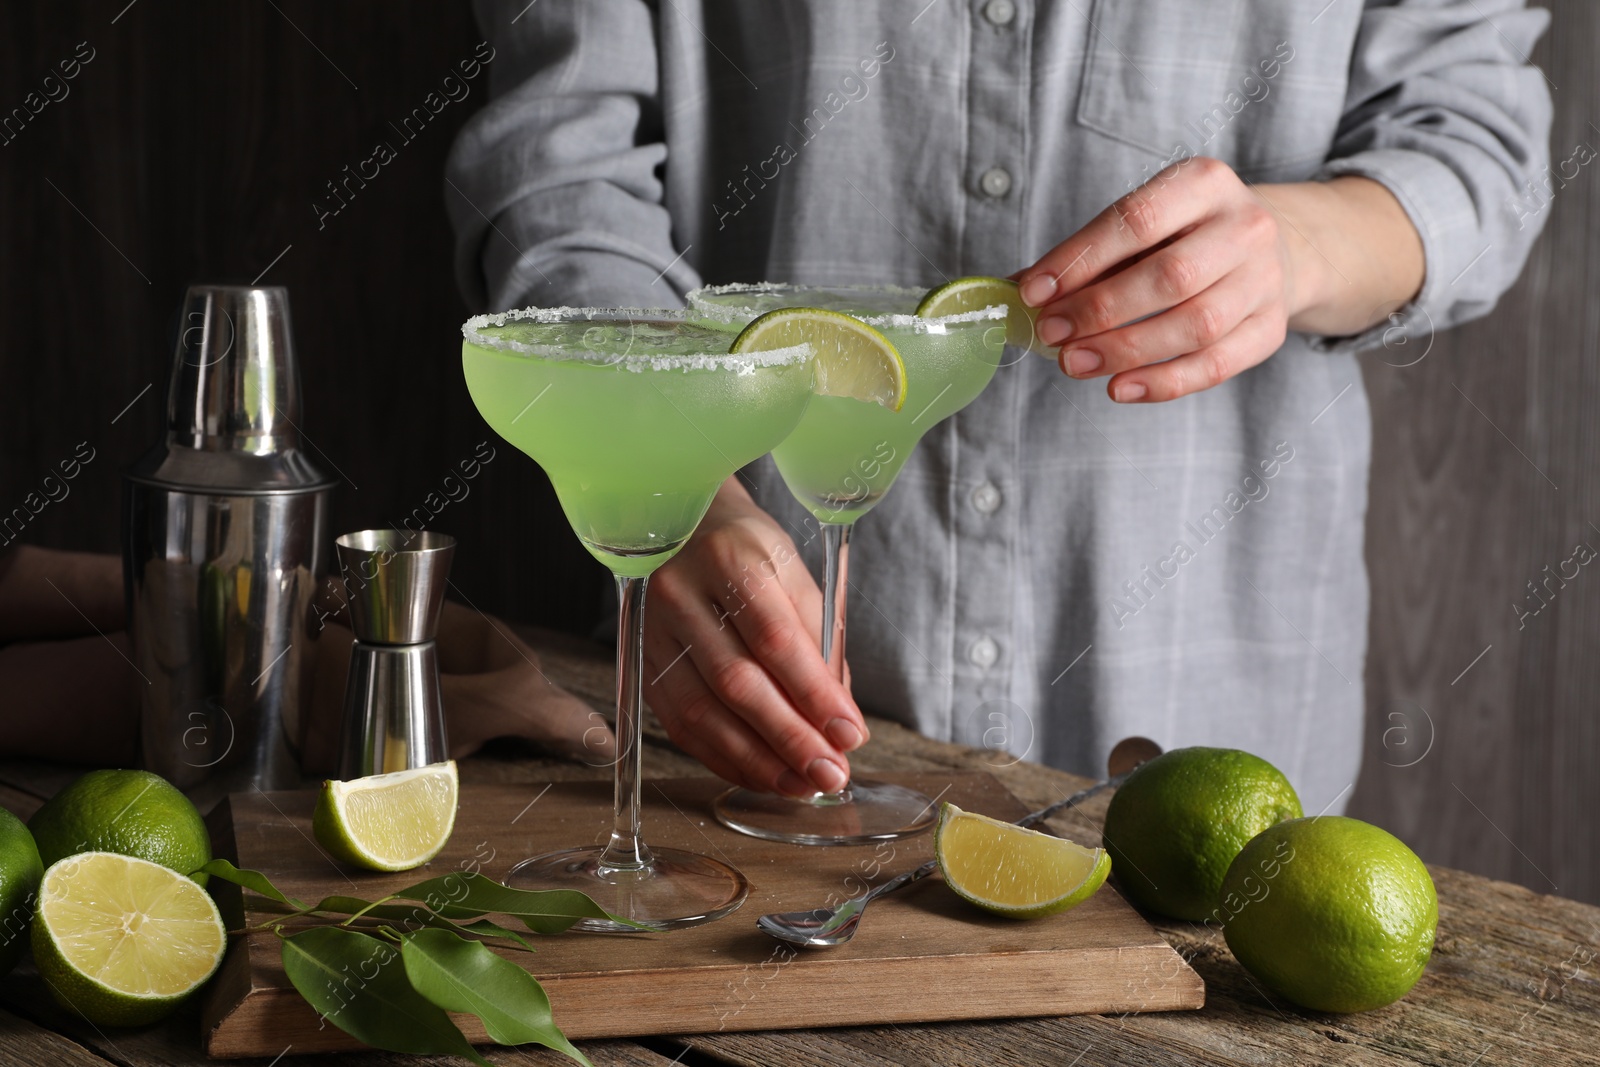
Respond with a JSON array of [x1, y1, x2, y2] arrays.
[[313, 760, 459, 872], [32, 852, 227, 1027], [916, 276, 1048, 355], [934, 802, 1111, 919], [730, 307, 907, 411]]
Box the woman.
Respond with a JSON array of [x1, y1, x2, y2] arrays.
[[447, 0, 1551, 815]]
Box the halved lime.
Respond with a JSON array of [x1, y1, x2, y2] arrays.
[[32, 852, 227, 1027], [935, 802, 1111, 919], [313, 761, 459, 872], [916, 276, 1047, 354], [730, 307, 907, 411]]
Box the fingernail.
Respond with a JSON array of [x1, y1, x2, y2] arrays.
[[776, 769, 815, 796], [825, 718, 863, 751], [1066, 349, 1102, 377], [808, 757, 849, 793], [1037, 316, 1072, 346], [1112, 381, 1148, 402], [1020, 275, 1057, 307]]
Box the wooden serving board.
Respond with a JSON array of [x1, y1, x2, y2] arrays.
[[200, 772, 1203, 1057]]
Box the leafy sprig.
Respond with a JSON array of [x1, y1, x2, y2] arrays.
[[200, 859, 645, 1066]]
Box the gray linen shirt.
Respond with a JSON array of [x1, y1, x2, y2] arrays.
[[447, 0, 1551, 815]]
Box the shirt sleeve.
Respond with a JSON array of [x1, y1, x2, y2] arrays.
[[444, 0, 702, 312], [1309, 0, 1553, 352]]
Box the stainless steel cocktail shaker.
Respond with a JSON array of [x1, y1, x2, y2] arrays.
[[123, 285, 337, 807]]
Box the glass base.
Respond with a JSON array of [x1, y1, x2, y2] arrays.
[[712, 779, 937, 846], [507, 846, 749, 932]]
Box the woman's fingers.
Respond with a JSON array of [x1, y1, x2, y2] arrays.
[[675, 592, 851, 793], [1106, 309, 1289, 403], [647, 557, 852, 794], [643, 638, 820, 796], [1032, 213, 1258, 350], [720, 551, 866, 752], [1014, 158, 1292, 403], [639, 476, 872, 794], [1057, 269, 1264, 382], [1017, 157, 1240, 309]]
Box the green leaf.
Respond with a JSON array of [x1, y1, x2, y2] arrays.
[[198, 859, 309, 911], [280, 927, 494, 1066], [400, 929, 590, 1066], [318, 898, 538, 951], [453, 919, 538, 953], [389, 871, 644, 933]]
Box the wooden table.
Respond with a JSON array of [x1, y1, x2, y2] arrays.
[[0, 629, 1595, 1066]]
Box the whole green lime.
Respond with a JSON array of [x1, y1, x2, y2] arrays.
[[1222, 816, 1436, 1013], [0, 807, 43, 975], [1102, 747, 1302, 920], [28, 770, 210, 886]]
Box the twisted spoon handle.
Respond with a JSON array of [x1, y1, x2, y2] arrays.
[[1013, 771, 1132, 830]]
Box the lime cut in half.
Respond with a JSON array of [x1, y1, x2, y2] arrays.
[[730, 307, 907, 411], [934, 802, 1111, 919], [313, 760, 459, 872], [32, 851, 227, 1027], [916, 276, 1048, 355]]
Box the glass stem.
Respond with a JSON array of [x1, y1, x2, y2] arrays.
[[819, 522, 858, 801], [600, 573, 653, 870], [820, 523, 851, 684]]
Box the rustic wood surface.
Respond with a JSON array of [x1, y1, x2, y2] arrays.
[[2, 0, 1595, 912], [0, 629, 1595, 1066], [200, 774, 1200, 1058]]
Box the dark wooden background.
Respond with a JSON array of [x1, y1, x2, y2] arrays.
[[3, 3, 1594, 904]]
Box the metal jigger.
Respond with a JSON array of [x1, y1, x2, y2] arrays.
[[335, 530, 454, 778]]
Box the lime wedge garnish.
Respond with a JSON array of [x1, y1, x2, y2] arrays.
[[32, 852, 227, 1027], [935, 802, 1111, 919], [313, 760, 459, 872], [916, 276, 1048, 354], [730, 307, 907, 411]]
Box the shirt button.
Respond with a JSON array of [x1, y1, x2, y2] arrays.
[[969, 635, 1000, 668], [971, 481, 1003, 514], [984, 0, 1017, 25], [979, 167, 1012, 199]]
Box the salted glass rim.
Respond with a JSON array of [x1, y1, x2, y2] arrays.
[[688, 281, 1009, 332], [462, 305, 814, 371]]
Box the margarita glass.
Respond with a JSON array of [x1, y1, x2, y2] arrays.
[[689, 283, 1007, 845], [462, 306, 816, 929]]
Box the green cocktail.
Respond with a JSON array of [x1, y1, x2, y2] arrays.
[[689, 284, 1007, 845], [463, 307, 815, 929], [464, 312, 815, 577], [693, 284, 1004, 524]]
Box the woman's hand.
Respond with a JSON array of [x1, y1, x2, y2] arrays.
[[644, 477, 867, 796], [1016, 157, 1424, 402]]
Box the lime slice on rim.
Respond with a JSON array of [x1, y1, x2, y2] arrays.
[[313, 760, 459, 872], [935, 802, 1111, 919], [32, 852, 227, 1027], [916, 276, 1049, 355], [730, 307, 907, 411]]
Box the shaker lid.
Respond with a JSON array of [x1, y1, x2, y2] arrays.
[[126, 285, 339, 494]]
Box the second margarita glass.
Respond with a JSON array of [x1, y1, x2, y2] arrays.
[[690, 283, 1006, 845]]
